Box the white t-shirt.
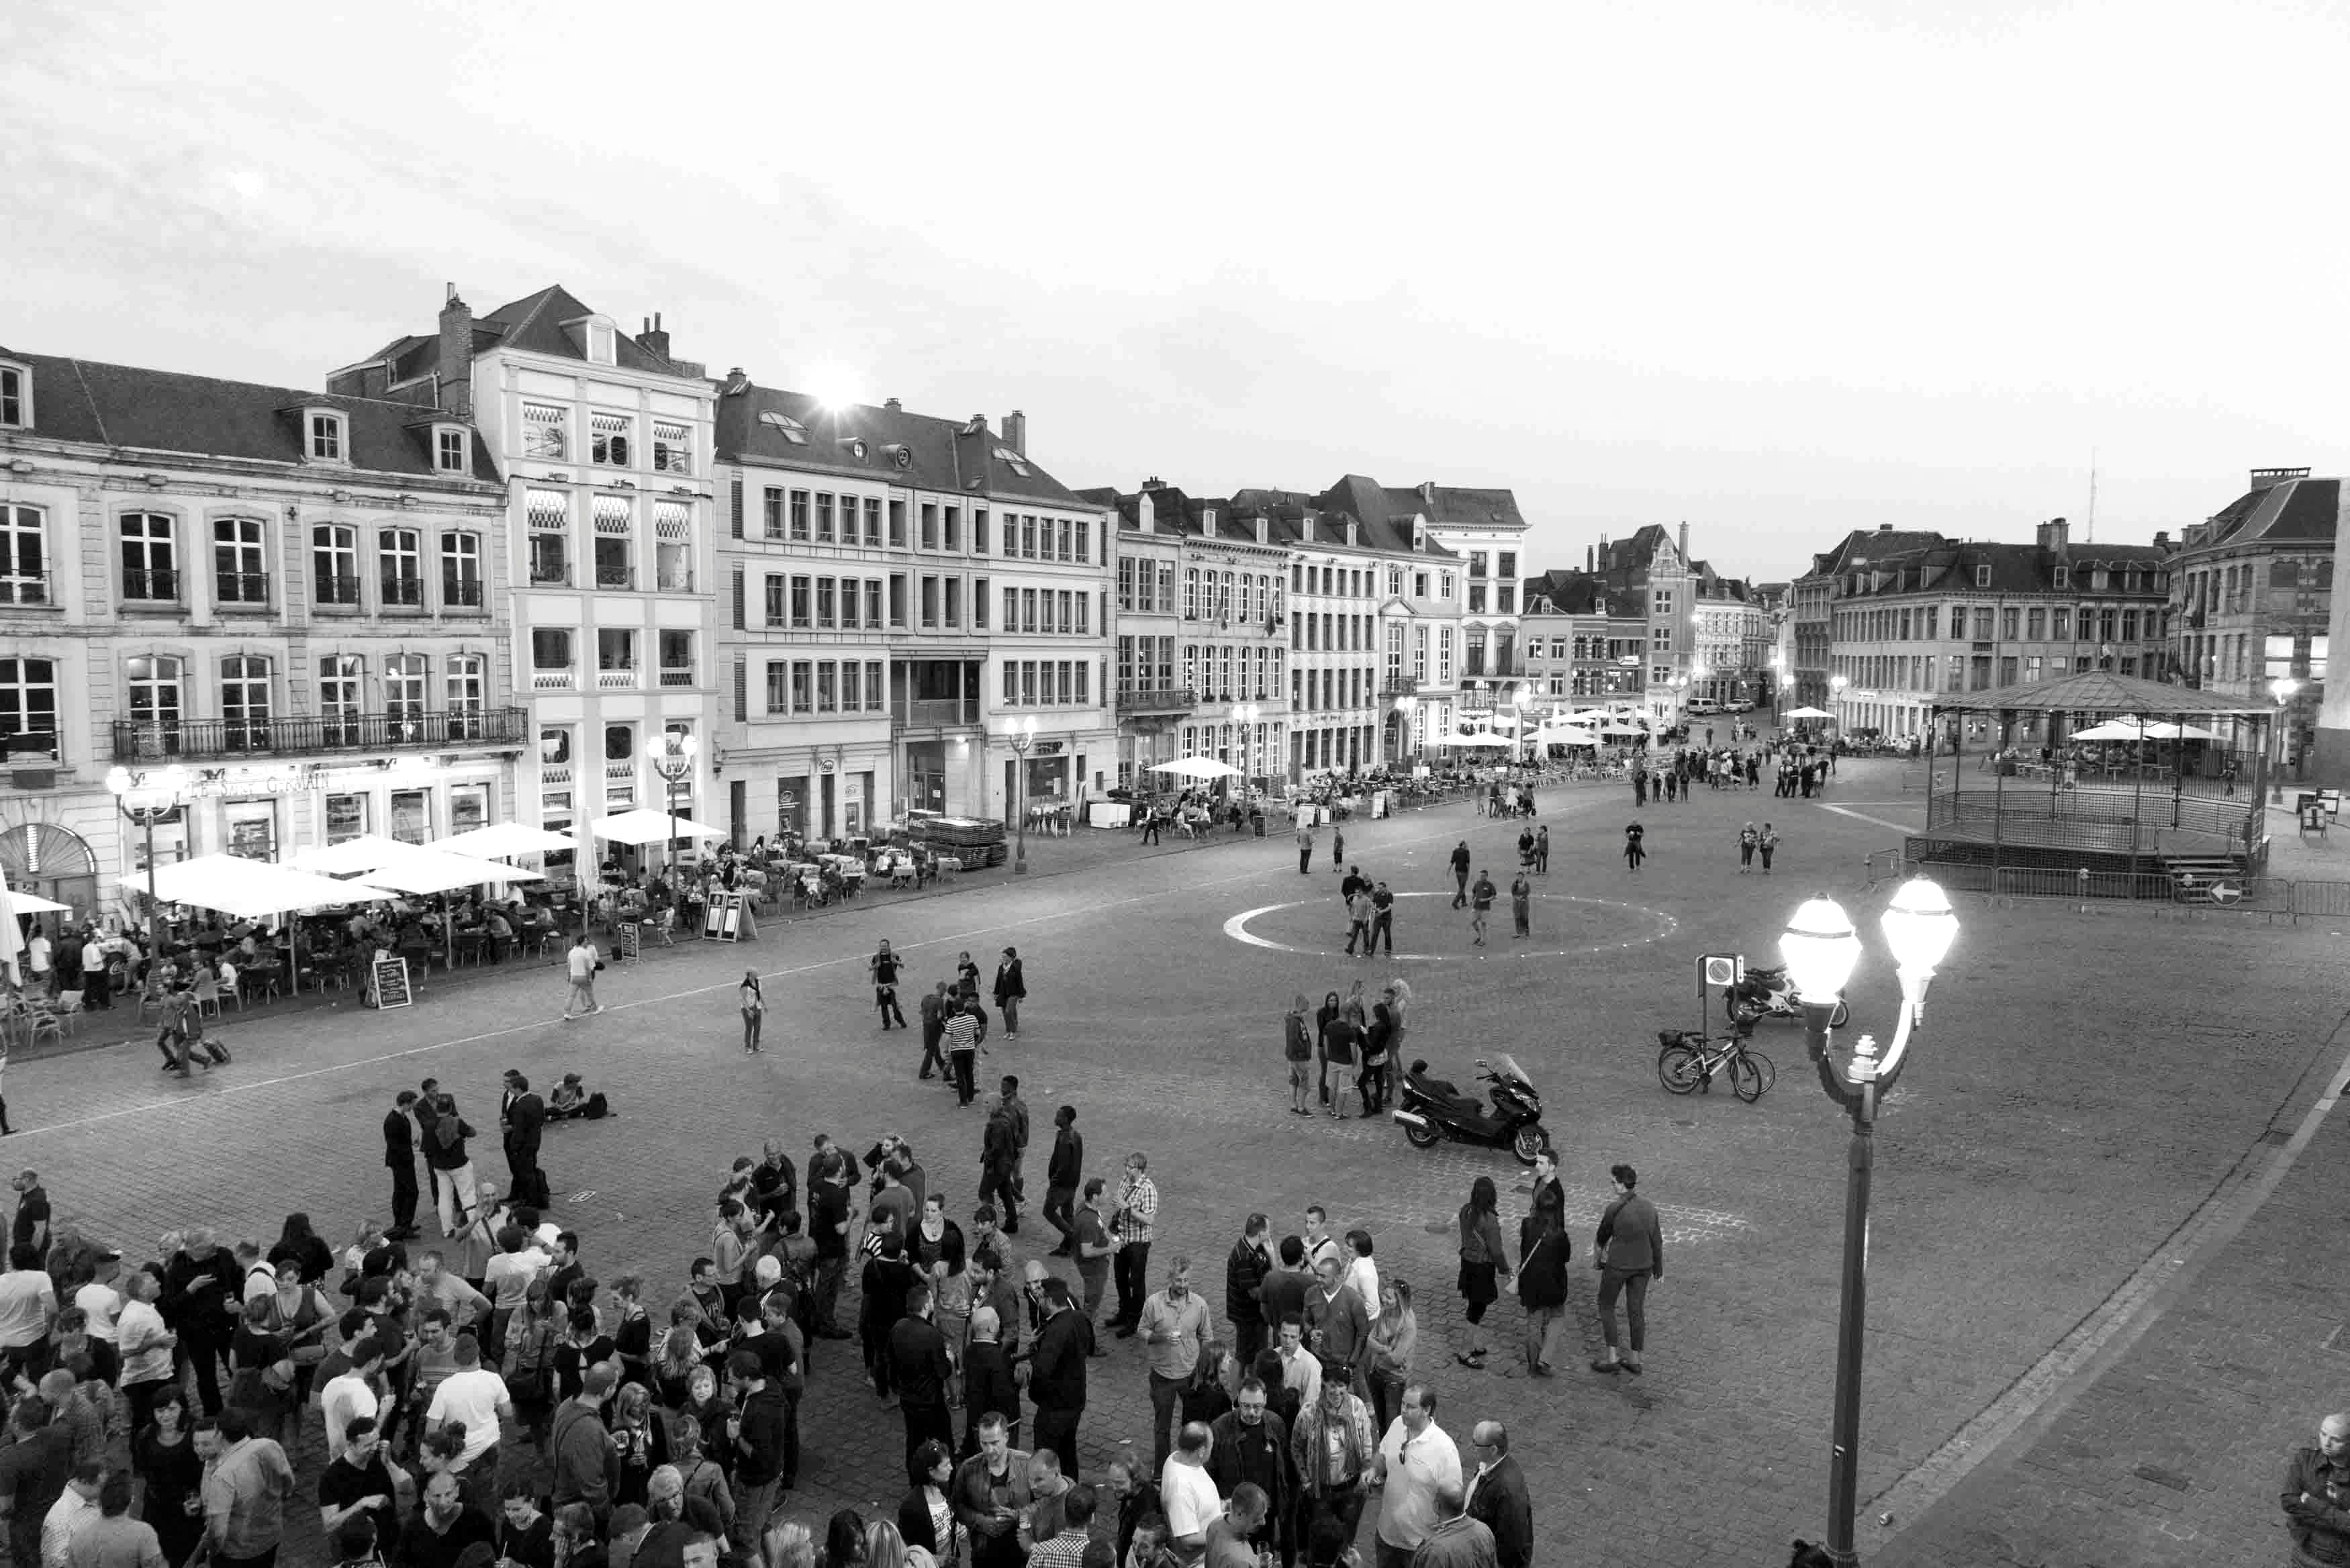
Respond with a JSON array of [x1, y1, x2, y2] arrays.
[[1158, 1458, 1222, 1542], [1345, 1254, 1382, 1322], [568, 943, 598, 980], [0, 1270, 56, 1350], [114, 1299, 174, 1387], [26, 936, 48, 976], [319, 1373, 379, 1463], [483, 1250, 549, 1314], [425, 1367, 509, 1463], [71, 1282, 120, 1344]]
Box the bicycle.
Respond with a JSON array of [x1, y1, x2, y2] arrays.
[[1655, 1028, 1775, 1103]]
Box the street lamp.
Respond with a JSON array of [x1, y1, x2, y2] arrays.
[[1511, 687, 1534, 767], [1235, 701, 1260, 811], [105, 764, 187, 957], [1009, 716, 1037, 875], [1780, 879, 1960, 1568], [2269, 677, 2302, 803], [642, 732, 698, 875]]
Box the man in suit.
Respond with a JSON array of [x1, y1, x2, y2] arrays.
[[1464, 1420, 1532, 1568], [383, 1091, 420, 1240], [992, 947, 1027, 1040], [502, 1072, 548, 1210]]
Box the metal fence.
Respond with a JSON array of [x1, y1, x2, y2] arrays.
[[1877, 852, 2348, 920]]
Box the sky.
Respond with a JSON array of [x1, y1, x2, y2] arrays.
[[5, 0, 2347, 582]]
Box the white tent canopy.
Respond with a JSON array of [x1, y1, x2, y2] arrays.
[[145, 856, 397, 920], [1148, 757, 1242, 779], [1783, 705, 1835, 720], [295, 835, 418, 875], [2141, 722, 2219, 742], [2, 879, 70, 914], [1433, 731, 1515, 749], [333, 848, 545, 897], [580, 807, 729, 846], [2071, 717, 2150, 741], [435, 822, 581, 859]]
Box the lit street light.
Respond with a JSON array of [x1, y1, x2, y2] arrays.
[[105, 764, 187, 957], [643, 732, 699, 875], [1009, 716, 1037, 875], [1779, 879, 1959, 1568]]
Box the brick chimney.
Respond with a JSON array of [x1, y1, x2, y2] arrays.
[[1003, 410, 1027, 456], [437, 284, 473, 418], [1677, 521, 1689, 562], [2036, 516, 2070, 554], [636, 312, 670, 361]]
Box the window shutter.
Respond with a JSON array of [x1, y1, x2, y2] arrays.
[[734, 657, 747, 722], [731, 566, 745, 630], [730, 476, 744, 540]]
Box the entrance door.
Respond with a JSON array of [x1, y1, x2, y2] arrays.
[[819, 773, 836, 839], [728, 780, 745, 848]]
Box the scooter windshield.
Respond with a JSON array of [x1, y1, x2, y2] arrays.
[[1486, 1053, 1534, 1091]]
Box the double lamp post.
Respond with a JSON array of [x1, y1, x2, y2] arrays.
[[105, 764, 187, 955], [643, 732, 698, 877], [1777, 877, 1960, 1568]]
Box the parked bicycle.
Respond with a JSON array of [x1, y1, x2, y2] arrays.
[[1655, 1028, 1775, 1103]]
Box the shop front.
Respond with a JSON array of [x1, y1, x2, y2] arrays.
[[743, 746, 890, 846]]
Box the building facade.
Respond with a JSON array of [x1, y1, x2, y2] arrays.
[[332, 286, 718, 878], [1826, 519, 2172, 739], [1591, 525, 1698, 724], [2169, 468, 2335, 775], [1793, 528, 1942, 715], [0, 346, 516, 922], [712, 387, 1111, 828], [1089, 485, 1187, 786], [1690, 569, 1767, 707], [1518, 572, 1648, 707]]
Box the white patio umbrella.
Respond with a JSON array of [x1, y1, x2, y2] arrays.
[[1567, 709, 1615, 723], [1452, 732, 1516, 749], [2141, 722, 2219, 742], [435, 822, 581, 859], [1540, 725, 1599, 747], [332, 848, 545, 967], [1600, 720, 1650, 737], [580, 806, 730, 846], [1, 880, 70, 915], [146, 855, 397, 919], [295, 835, 418, 875], [1783, 705, 1834, 720], [2071, 718, 2149, 741], [1148, 757, 1242, 779]]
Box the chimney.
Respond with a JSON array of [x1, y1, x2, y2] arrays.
[[2250, 467, 2310, 492], [1419, 481, 1435, 505], [1677, 521, 1689, 562], [636, 311, 671, 360], [1003, 410, 1027, 456], [1137, 489, 1155, 534], [1255, 516, 1268, 545], [884, 397, 901, 411], [2036, 516, 2070, 554], [2153, 530, 2171, 548], [437, 284, 473, 418], [1877, 522, 1893, 532], [1586, 544, 1595, 572]]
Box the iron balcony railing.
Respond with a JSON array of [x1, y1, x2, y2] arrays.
[[122, 568, 180, 603], [892, 697, 980, 728], [314, 572, 363, 607], [215, 571, 271, 605], [380, 575, 426, 607], [1116, 687, 1197, 714], [442, 577, 485, 607], [111, 705, 528, 761]]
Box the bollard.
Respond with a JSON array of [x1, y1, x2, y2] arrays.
[[2078, 865, 2090, 914]]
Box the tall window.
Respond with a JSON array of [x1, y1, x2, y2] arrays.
[[0, 658, 57, 760], [526, 489, 569, 586], [531, 628, 575, 684], [658, 630, 694, 686], [445, 654, 485, 736], [590, 411, 632, 467], [816, 495, 836, 544], [592, 495, 633, 589], [312, 525, 360, 605], [0, 365, 23, 428], [790, 491, 810, 542], [0, 505, 46, 604], [126, 656, 183, 740], [440, 533, 483, 607], [220, 655, 273, 752], [384, 653, 428, 721], [522, 403, 568, 459], [318, 654, 364, 746], [863, 497, 884, 546], [651, 421, 692, 475], [120, 512, 178, 602], [379, 528, 423, 605], [654, 501, 692, 591]]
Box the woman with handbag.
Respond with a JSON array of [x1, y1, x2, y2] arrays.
[[228, 1293, 301, 1449], [501, 1279, 561, 1451]]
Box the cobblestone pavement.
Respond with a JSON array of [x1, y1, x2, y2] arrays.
[[16, 760, 2347, 1566]]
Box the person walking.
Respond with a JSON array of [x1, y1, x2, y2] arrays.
[[1622, 823, 1646, 874], [1758, 823, 1778, 875], [1369, 881, 1395, 955], [1042, 1106, 1083, 1256], [739, 971, 765, 1055], [1295, 819, 1315, 875], [1509, 873, 1531, 940], [1107, 1154, 1158, 1337], [992, 948, 1026, 1040], [1534, 826, 1550, 876], [562, 932, 601, 1021], [870, 941, 908, 1031], [1448, 842, 1472, 908], [1589, 1163, 1663, 1376], [1140, 804, 1162, 846], [1468, 872, 1495, 947], [1738, 822, 1758, 875], [1329, 825, 1345, 872], [1453, 1177, 1508, 1369], [918, 981, 952, 1081], [1633, 769, 1648, 808], [1283, 995, 1315, 1117], [383, 1091, 422, 1240], [1343, 885, 1374, 959]]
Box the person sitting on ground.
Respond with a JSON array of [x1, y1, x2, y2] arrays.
[[547, 1075, 595, 1121]]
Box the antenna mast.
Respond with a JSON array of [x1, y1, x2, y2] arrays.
[[2086, 448, 2098, 544]]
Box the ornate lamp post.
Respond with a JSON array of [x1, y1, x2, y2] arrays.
[[1009, 716, 1036, 875], [2269, 676, 2301, 803], [1780, 879, 1960, 1568], [642, 732, 699, 875], [104, 764, 187, 956], [1235, 701, 1260, 809]]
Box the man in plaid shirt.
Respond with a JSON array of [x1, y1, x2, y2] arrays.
[[1107, 1153, 1158, 1337]]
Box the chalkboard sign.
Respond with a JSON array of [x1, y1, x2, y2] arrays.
[[615, 922, 641, 961], [702, 896, 726, 941], [373, 957, 413, 1011]]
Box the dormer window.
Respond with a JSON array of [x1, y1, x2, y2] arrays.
[[587, 321, 616, 364], [307, 410, 348, 463], [993, 445, 1031, 479], [2053, 565, 2069, 589], [0, 362, 26, 428], [434, 426, 469, 473], [1974, 564, 1991, 588]]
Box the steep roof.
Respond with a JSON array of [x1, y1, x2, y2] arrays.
[[1384, 483, 1527, 532], [1934, 668, 2270, 716], [0, 351, 498, 481], [2191, 477, 2343, 552], [1838, 538, 2168, 599], [474, 285, 688, 375], [713, 381, 1089, 507]]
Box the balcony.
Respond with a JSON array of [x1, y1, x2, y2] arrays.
[[594, 564, 637, 591], [444, 578, 485, 609], [122, 569, 181, 604], [892, 697, 980, 730], [1378, 680, 1421, 699], [215, 571, 271, 607], [1115, 686, 1196, 715], [532, 669, 575, 691], [596, 667, 639, 689], [110, 705, 528, 761], [314, 573, 363, 607], [528, 563, 572, 587], [0, 573, 51, 607], [380, 575, 426, 607], [658, 666, 696, 688]]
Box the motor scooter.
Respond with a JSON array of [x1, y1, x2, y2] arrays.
[[1724, 965, 1850, 1028], [1392, 1054, 1550, 1165]]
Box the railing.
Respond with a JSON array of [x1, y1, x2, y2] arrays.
[[443, 578, 485, 608], [122, 569, 180, 603], [1926, 788, 2256, 848], [596, 667, 639, 689], [529, 564, 571, 587], [603, 761, 636, 782], [380, 575, 425, 607], [658, 667, 696, 687], [1116, 687, 1196, 714], [216, 571, 271, 605], [0, 573, 50, 606], [594, 564, 637, 590], [893, 698, 976, 728], [314, 573, 362, 607], [109, 706, 527, 760], [532, 670, 574, 690]]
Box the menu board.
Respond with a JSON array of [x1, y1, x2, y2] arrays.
[[373, 957, 413, 1011], [615, 922, 641, 961]]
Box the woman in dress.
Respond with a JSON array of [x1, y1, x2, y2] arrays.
[[1510, 872, 1532, 939], [1313, 991, 1341, 1110], [1454, 1176, 1510, 1369], [133, 1385, 204, 1568], [610, 1271, 653, 1386]]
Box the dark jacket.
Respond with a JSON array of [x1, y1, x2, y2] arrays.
[[1466, 1452, 1534, 1568], [1207, 1408, 1291, 1519], [889, 1315, 954, 1408], [1046, 1128, 1082, 1190], [506, 1093, 545, 1159], [1224, 1237, 1271, 1326], [992, 960, 1025, 1001], [383, 1108, 415, 1169], [961, 1337, 1021, 1428], [1260, 1268, 1310, 1336], [425, 1108, 475, 1173], [733, 1385, 789, 1486], [1514, 1220, 1571, 1311], [982, 1113, 1019, 1172], [161, 1246, 240, 1339], [951, 1450, 1033, 1560], [549, 1398, 617, 1510], [898, 1485, 951, 1555], [1596, 1191, 1664, 1276], [1025, 1306, 1090, 1413]]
